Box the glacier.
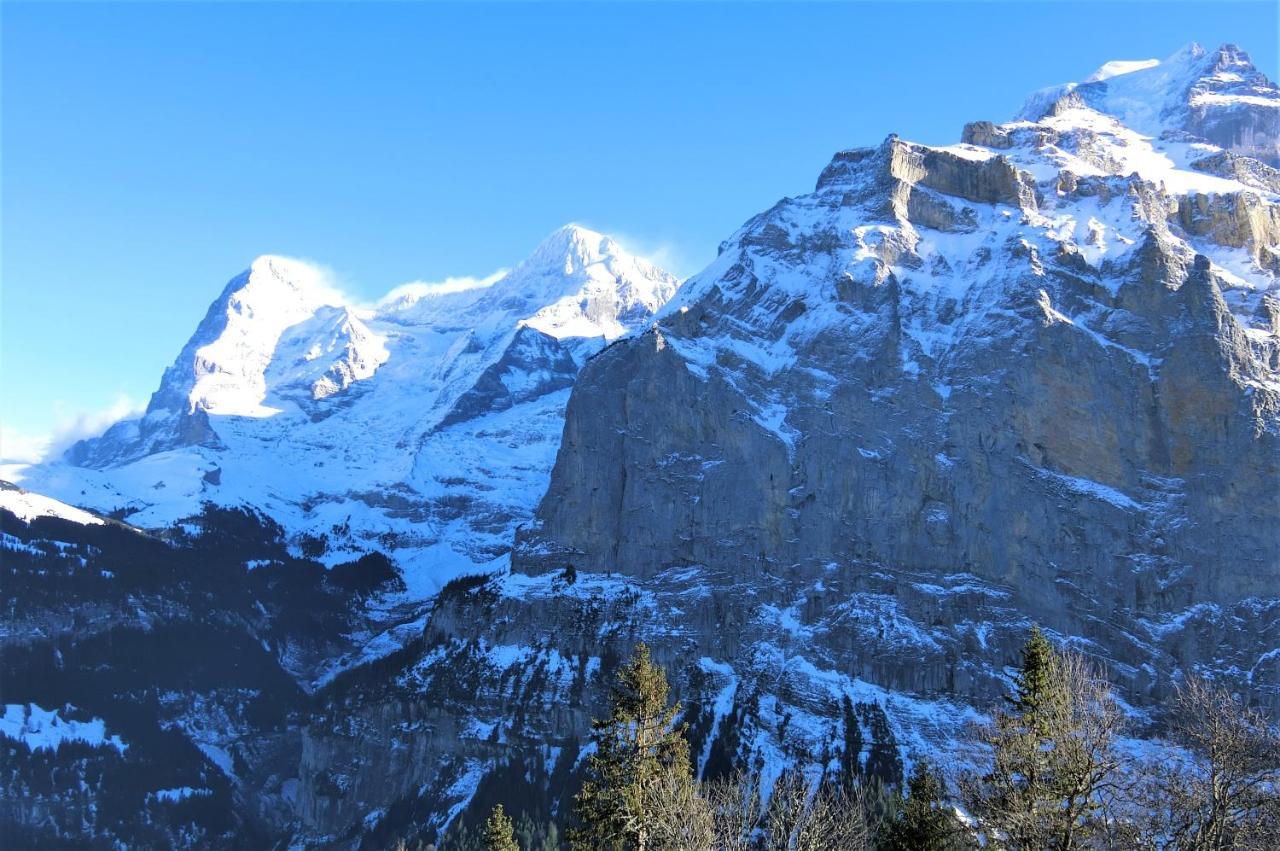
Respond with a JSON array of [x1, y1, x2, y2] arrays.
[[17, 224, 679, 597]]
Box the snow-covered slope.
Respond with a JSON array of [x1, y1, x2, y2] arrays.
[[18, 225, 679, 594], [1018, 42, 1280, 166], [0, 482, 106, 526]]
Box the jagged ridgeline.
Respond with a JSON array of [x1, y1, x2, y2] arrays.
[[25, 225, 680, 592], [3, 41, 1279, 849]]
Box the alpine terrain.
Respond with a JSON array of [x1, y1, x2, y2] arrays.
[[25, 224, 679, 595], [2, 42, 1278, 849]]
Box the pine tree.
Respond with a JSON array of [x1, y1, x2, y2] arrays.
[[1009, 625, 1056, 734], [839, 695, 863, 790], [881, 759, 971, 851], [483, 804, 518, 851], [571, 642, 693, 851]]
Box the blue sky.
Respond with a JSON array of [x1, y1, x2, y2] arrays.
[[2, 1, 1276, 461]]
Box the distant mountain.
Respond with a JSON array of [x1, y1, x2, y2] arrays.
[[20, 225, 679, 594]]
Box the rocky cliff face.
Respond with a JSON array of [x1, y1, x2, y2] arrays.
[[514, 43, 1280, 710]]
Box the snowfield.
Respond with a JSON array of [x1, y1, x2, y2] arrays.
[[15, 225, 680, 597]]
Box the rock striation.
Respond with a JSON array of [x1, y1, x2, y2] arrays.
[[514, 43, 1280, 712]]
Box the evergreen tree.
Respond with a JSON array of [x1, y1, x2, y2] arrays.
[[483, 804, 518, 851], [1008, 625, 1056, 734], [571, 642, 693, 851], [839, 695, 863, 790], [881, 759, 971, 851], [963, 632, 1124, 851]]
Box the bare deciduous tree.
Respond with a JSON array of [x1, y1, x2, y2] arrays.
[[641, 768, 716, 851], [705, 771, 762, 851], [764, 771, 870, 851], [1130, 677, 1280, 851], [809, 781, 871, 851]]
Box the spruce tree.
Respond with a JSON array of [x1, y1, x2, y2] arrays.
[[1009, 625, 1056, 734], [882, 759, 970, 850], [963, 632, 1124, 850], [571, 642, 693, 851], [483, 804, 518, 851]]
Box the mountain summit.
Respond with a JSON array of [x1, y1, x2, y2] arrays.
[[449, 224, 678, 341], [1019, 42, 1279, 165], [25, 226, 679, 591]]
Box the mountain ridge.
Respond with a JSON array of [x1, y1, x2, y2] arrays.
[[20, 224, 680, 595]]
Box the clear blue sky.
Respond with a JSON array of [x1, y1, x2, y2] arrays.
[[2, 1, 1276, 459]]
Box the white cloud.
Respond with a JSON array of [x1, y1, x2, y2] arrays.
[[593, 228, 701, 281], [1, 394, 143, 474], [376, 269, 509, 310], [0, 424, 49, 466]]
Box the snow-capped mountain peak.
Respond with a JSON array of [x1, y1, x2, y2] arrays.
[[431, 224, 682, 341], [22, 226, 680, 594], [373, 225, 678, 341], [154, 255, 348, 419], [1019, 42, 1279, 165], [518, 223, 619, 276]]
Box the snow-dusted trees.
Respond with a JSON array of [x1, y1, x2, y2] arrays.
[[963, 630, 1125, 850], [956, 628, 1280, 851], [455, 629, 1278, 851], [571, 643, 697, 851], [1124, 677, 1280, 851]]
